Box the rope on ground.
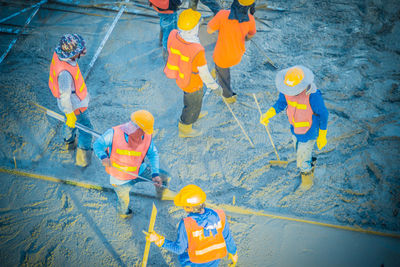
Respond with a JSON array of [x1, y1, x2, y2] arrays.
[[1, 167, 399, 239]]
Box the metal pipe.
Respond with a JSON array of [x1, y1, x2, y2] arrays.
[[0, 1, 46, 64], [84, 0, 130, 80], [0, 0, 47, 24]]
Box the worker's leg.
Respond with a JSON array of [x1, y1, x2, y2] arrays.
[[189, 0, 199, 10], [180, 88, 204, 125], [215, 65, 233, 98], [159, 12, 178, 51], [112, 182, 132, 215], [75, 110, 93, 167], [292, 136, 315, 173], [199, 0, 221, 15], [76, 109, 93, 150]]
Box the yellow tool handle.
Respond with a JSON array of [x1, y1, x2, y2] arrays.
[[222, 97, 255, 148], [142, 203, 157, 267], [253, 93, 281, 161]]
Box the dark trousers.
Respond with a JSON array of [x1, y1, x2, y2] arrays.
[[180, 88, 204, 125], [215, 65, 234, 98], [189, 0, 221, 15]]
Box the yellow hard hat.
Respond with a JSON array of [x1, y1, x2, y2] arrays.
[[284, 67, 305, 87], [178, 9, 202, 31], [174, 184, 206, 207], [238, 0, 255, 6], [131, 110, 154, 135]]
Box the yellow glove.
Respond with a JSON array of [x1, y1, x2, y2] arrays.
[[260, 107, 276, 126], [317, 129, 327, 150], [65, 112, 77, 128], [228, 252, 238, 266], [145, 231, 165, 247]]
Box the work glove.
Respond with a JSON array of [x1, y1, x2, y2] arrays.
[[260, 107, 276, 126], [228, 252, 238, 266], [145, 231, 165, 247], [65, 112, 77, 128], [317, 129, 327, 150], [101, 158, 111, 167], [152, 176, 162, 188]]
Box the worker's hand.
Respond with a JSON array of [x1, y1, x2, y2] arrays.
[[260, 107, 276, 126], [152, 176, 162, 188], [317, 129, 327, 150], [101, 158, 111, 167], [210, 68, 216, 79], [145, 231, 165, 247], [229, 252, 238, 266], [65, 112, 77, 128], [207, 81, 219, 90]]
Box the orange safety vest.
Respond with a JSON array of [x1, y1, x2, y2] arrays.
[[164, 30, 204, 92], [285, 90, 314, 134], [105, 126, 152, 180], [149, 0, 173, 14], [183, 209, 228, 263], [48, 52, 87, 101]]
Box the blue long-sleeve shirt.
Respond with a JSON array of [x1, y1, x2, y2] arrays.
[[162, 208, 237, 267], [93, 128, 159, 185], [272, 90, 329, 142]]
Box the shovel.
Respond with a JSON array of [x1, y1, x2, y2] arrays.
[[32, 102, 177, 200], [252, 94, 288, 167]]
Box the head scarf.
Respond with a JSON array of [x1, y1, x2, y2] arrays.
[[55, 34, 86, 60], [228, 0, 251, 23]]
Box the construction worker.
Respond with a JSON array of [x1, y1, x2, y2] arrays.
[[260, 66, 329, 191], [164, 9, 220, 138], [145, 184, 238, 266], [48, 34, 93, 167], [149, 0, 182, 59], [93, 110, 163, 218], [207, 0, 256, 104], [189, 0, 221, 15]]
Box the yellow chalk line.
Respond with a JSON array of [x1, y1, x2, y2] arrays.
[[1, 167, 399, 239]]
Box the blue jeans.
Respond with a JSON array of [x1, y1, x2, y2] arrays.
[[63, 109, 93, 150], [292, 136, 316, 173], [159, 12, 178, 50]]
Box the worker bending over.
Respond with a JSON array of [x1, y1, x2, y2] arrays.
[[260, 66, 329, 191], [207, 0, 256, 104], [146, 184, 238, 266], [48, 34, 93, 167], [164, 9, 220, 138], [93, 110, 163, 218]]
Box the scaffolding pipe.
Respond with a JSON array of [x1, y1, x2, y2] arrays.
[[0, 0, 47, 24], [84, 0, 129, 80], [0, 1, 46, 64]]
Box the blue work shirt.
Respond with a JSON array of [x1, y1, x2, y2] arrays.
[[93, 128, 159, 185], [162, 208, 237, 267], [273, 90, 329, 143]]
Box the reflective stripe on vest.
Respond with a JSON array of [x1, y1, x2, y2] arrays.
[[105, 126, 151, 180], [164, 30, 204, 91], [184, 209, 228, 263], [285, 91, 313, 134], [48, 52, 87, 100]]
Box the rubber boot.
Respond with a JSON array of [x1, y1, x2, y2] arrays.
[[64, 137, 77, 151], [178, 122, 202, 138], [223, 93, 237, 104], [119, 208, 133, 219], [75, 148, 92, 167], [198, 111, 208, 120], [299, 171, 314, 191]]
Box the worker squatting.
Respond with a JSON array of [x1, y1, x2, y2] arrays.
[[47, 0, 328, 266]]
